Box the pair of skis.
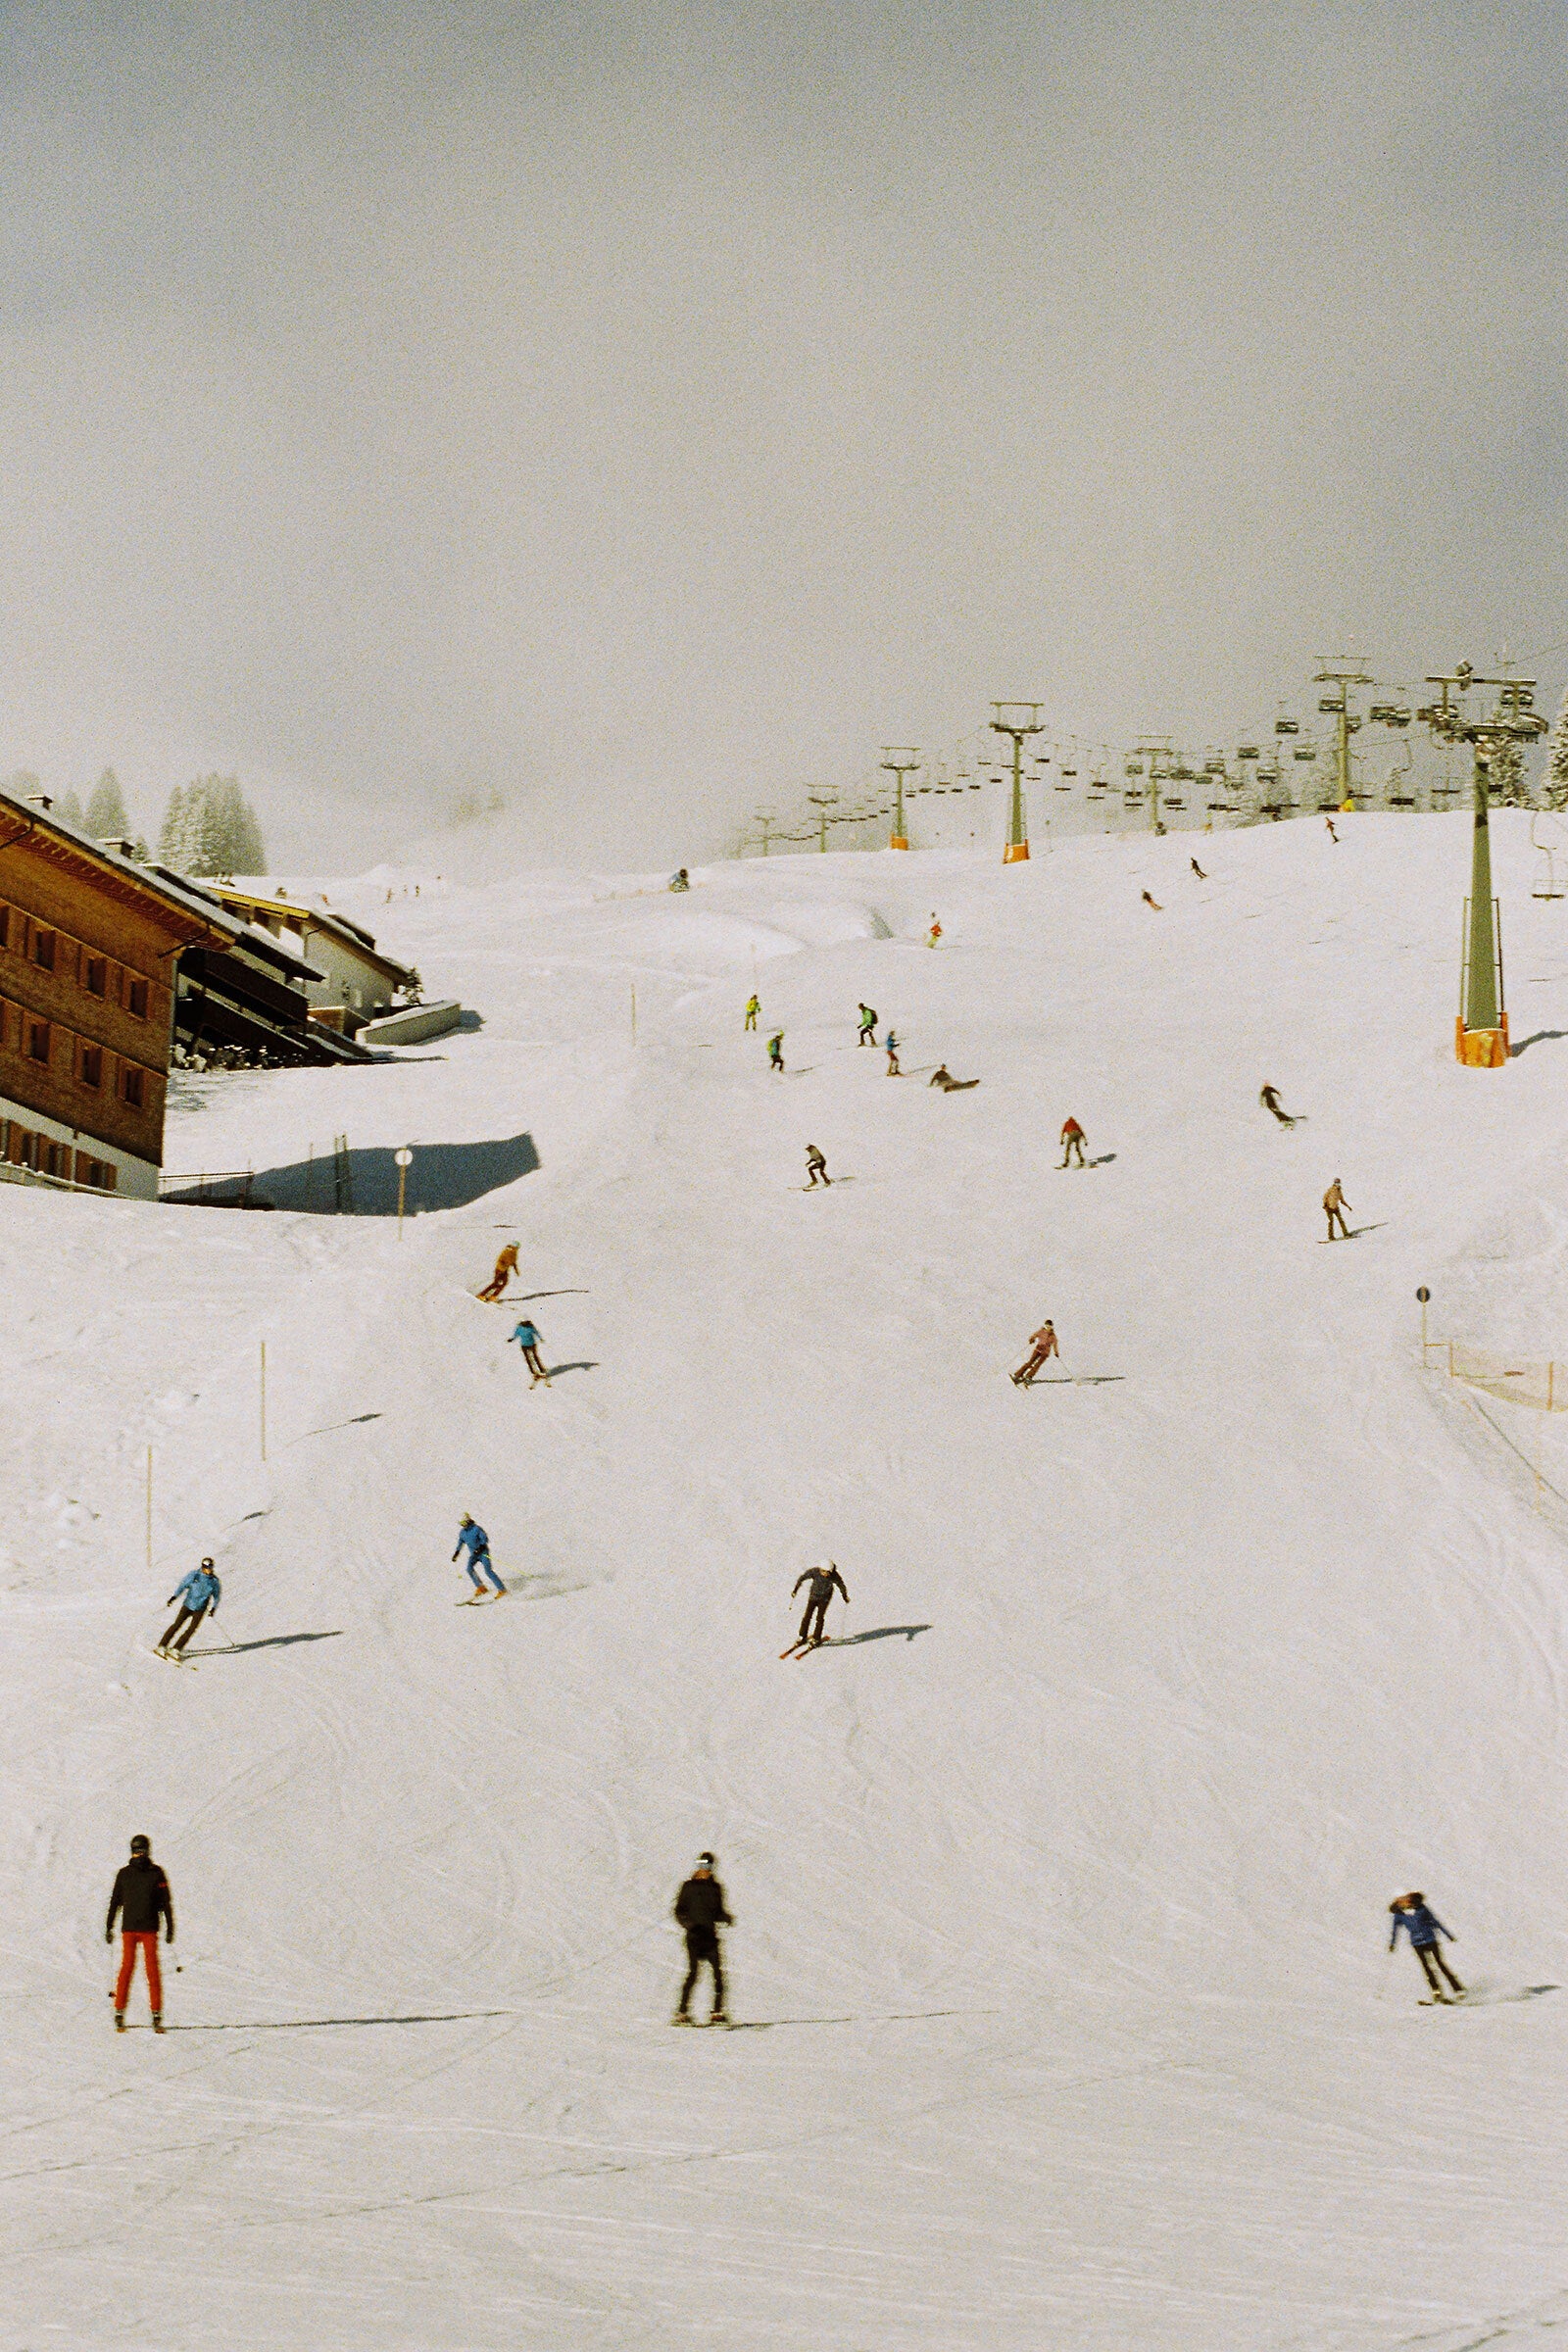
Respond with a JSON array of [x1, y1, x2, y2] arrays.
[[779, 1636, 834, 1659], [457, 1590, 510, 1606]]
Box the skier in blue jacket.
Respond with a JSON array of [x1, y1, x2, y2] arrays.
[[453, 1515, 506, 1597], [508, 1320, 550, 1385], [1389, 1892, 1464, 2000], [157, 1560, 220, 1657]]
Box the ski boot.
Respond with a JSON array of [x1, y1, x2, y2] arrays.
[[670, 2011, 695, 2027], [114, 2014, 125, 2033], [152, 2014, 165, 2034]]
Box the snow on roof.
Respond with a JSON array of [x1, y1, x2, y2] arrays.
[[0, 790, 245, 942]]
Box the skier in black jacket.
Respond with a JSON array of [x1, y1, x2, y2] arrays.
[[672, 1854, 732, 2026], [791, 1561, 849, 1648], [106, 1836, 174, 2032]]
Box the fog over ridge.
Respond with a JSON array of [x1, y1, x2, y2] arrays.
[[1, 1, 1565, 867]]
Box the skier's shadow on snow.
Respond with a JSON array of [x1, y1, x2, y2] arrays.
[[830, 1624, 931, 1646], [163, 2008, 511, 2032], [184, 1631, 345, 1657], [1089, 1153, 1117, 1167], [286, 1412, 383, 1446], [541, 1361, 599, 1379]]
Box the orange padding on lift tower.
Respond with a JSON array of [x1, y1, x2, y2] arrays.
[[1003, 842, 1031, 862], [1456, 1016, 1509, 1068]]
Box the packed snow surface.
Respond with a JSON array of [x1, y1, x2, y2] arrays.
[[4, 815, 1568, 2350]]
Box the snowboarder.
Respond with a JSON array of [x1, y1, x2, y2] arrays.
[[805, 1145, 831, 1189], [927, 915, 943, 948], [157, 1559, 220, 1658], [1325, 816, 1339, 843], [744, 994, 760, 1032], [1142, 890, 1162, 910], [1059, 1116, 1087, 1168], [668, 868, 690, 892], [791, 1560, 849, 1648], [1191, 857, 1207, 879], [672, 1853, 732, 2026], [1011, 1322, 1059, 1384], [477, 1241, 519, 1300], [106, 1835, 173, 2033], [453, 1514, 506, 1597], [1389, 1892, 1464, 2001], [885, 1030, 901, 1075], [508, 1318, 550, 1384], [1259, 1083, 1297, 1129], [766, 1031, 785, 1073], [929, 1064, 979, 1091], [857, 1004, 877, 1046], [1323, 1178, 1351, 1241]]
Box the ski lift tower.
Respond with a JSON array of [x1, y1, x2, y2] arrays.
[[879, 748, 919, 851], [1417, 662, 1546, 1067], [1135, 737, 1173, 831], [1312, 658, 1373, 811], [991, 703, 1046, 861], [806, 789, 839, 852]]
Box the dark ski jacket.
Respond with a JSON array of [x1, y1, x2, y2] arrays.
[[107, 1857, 174, 1939], [1391, 1904, 1451, 1951], [793, 1565, 849, 1608], [675, 1875, 732, 1933]]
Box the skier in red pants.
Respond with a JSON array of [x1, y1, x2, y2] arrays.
[[106, 1835, 174, 2032]]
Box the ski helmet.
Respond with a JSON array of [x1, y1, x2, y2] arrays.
[[201, 1557, 215, 1570], [129, 1835, 150, 1854]]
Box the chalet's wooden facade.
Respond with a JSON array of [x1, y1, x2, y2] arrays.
[[0, 792, 237, 1197]]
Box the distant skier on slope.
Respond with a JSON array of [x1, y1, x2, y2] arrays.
[[1011, 1322, 1059, 1385], [805, 1145, 831, 1189], [929, 1064, 979, 1091], [767, 1031, 785, 1073], [157, 1560, 220, 1659], [1325, 816, 1339, 843], [453, 1514, 506, 1598], [106, 1835, 173, 2033], [927, 914, 943, 948], [1142, 890, 1162, 910], [791, 1561, 849, 1649], [857, 1003, 877, 1047], [1389, 1893, 1465, 2001], [744, 994, 760, 1032], [508, 1318, 551, 1385], [1259, 1084, 1297, 1129], [477, 1241, 520, 1300], [671, 1853, 732, 2026], [1323, 1178, 1352, 1241], [1190, 857, 1207, 880], [668, 868, 690, 892], [885, 1029, 902, 1075], [1059, 1116, 1087, 1168]]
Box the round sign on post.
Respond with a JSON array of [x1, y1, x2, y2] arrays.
[[394, 1147, 413, 1236], [1415, 1287, 1430, 1302], [394, 1149, 414, 1167], [1416, 1287, 1431, 1358]]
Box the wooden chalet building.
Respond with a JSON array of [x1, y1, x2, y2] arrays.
[[0, 787, 241, 1197]]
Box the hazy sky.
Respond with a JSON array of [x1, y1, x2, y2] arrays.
[[2, 1, 1566, 867]]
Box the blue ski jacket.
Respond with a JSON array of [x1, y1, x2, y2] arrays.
[[1391, 1904, 1452, 1951], [509, 1323, 540, 1348], [171, 1567, 220, 1614], [454, 1522, 490, 1561]]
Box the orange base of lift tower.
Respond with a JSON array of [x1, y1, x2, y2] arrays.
[[889, 835, 908, 851], [1456, 1015, 1509, 1068], [1003, 841, 1030, 862]]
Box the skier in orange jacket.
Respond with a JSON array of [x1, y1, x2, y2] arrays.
[[1011, 1322, 1059, 1385], [1059, 1117, 1086, 1168], [477, 1242, 519, 1301]]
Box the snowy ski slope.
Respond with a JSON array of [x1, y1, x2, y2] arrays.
[[4, 812, 1568, 2351]]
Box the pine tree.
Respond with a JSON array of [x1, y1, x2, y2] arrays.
[[157, 775, 267, 876], [56, 788, 84, 827], [84, 767, 130, 839], [158, 785, 187, 865], [1488, 736, 1531, 808], [1544, 686, 1568, 811]]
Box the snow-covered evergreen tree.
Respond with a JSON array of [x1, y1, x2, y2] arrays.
[[1544, 685, 1568, 811], [55, 788, 83, 827], [1488, 736, 1531, 807], [157, 776, 267, 876], [84, 767, 130, 839]]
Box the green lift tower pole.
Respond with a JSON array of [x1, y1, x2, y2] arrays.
[[1418, 662, 1544, 1066], [991, 702, 1046, 861], [880, 748, 919, 851]]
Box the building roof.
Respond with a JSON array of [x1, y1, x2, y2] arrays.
[[0, 790, 246, 944], [212, 887, 415, 986]]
